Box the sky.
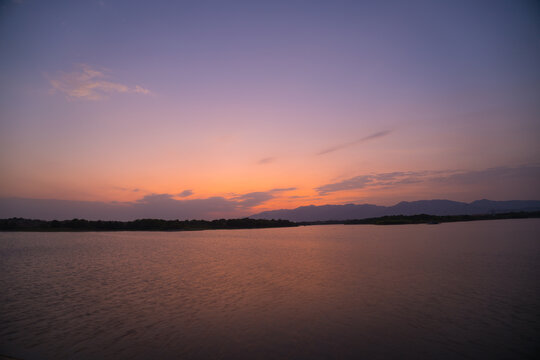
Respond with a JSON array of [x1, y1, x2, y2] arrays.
[[1, 0, 539, 220]]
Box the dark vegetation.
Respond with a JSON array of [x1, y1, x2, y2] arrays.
[[298, 211, 540, 226], [0, 211, 539, 231], [0, 218, 297, 231]]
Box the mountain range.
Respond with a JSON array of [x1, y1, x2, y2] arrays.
[[249, 200, 540, 222]]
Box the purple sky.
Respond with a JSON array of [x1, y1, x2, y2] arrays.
[[1, 0, 539, 219]]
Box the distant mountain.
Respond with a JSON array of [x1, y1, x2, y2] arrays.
[[250, 199, 540, 222]]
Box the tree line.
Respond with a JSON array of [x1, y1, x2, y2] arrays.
[[1, 211, 538, 231], [298, 211, 540, 225], [0, 218, 297, 231]]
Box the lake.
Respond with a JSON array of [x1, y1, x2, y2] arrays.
[[1, 219, 539, 359]]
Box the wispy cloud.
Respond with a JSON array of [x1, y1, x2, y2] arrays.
[[432, 165, 540, 185], [232, 192, 275, 208], [0, 186, 299, 220], [113, 186, 142, 193], [177, 189, 194, 197], [317, 130, 392, 155], [47, 64, 151, 100], [316, 171, 431, 195], [258, 157, 276, 165], [315, 165, 540, 195], [270, 187, 297, 192], [231, 187, 296, 207]]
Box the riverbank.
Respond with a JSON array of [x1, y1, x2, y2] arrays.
[[1, 211, 539, 231], [299, 211, 540, 225]]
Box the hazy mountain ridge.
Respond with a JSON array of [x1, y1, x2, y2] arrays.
[[250, 199, 540, 222]]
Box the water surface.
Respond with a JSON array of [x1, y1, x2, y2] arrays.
[[1, 219, 539, 359]]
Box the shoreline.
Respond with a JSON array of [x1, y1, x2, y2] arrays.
[[1, 211, 539, 232]]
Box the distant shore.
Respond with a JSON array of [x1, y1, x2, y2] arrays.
[[0, 211, 539, 231], [298, 211, 540, 226], [0, 218, 297, 232]]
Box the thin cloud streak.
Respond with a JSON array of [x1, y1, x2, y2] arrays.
[[315, 165, 540, 195], [230, 187, 296, 207], [317, 130, 392, 155], [270, 187, 297, 192], [258, 157, 276, 165], [47, 64, 151, 100]]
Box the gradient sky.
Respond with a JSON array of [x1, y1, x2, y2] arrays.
[[1, 0, 539, 219]]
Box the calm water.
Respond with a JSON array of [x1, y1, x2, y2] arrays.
[[1, 220, 539, 359]]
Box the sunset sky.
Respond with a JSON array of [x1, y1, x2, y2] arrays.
[[1, 0, 539, 219]]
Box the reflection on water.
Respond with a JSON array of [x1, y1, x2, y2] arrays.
[[1, 219, 539, 359]]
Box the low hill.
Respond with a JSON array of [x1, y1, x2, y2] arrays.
[[250, 199, 540, 222]]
